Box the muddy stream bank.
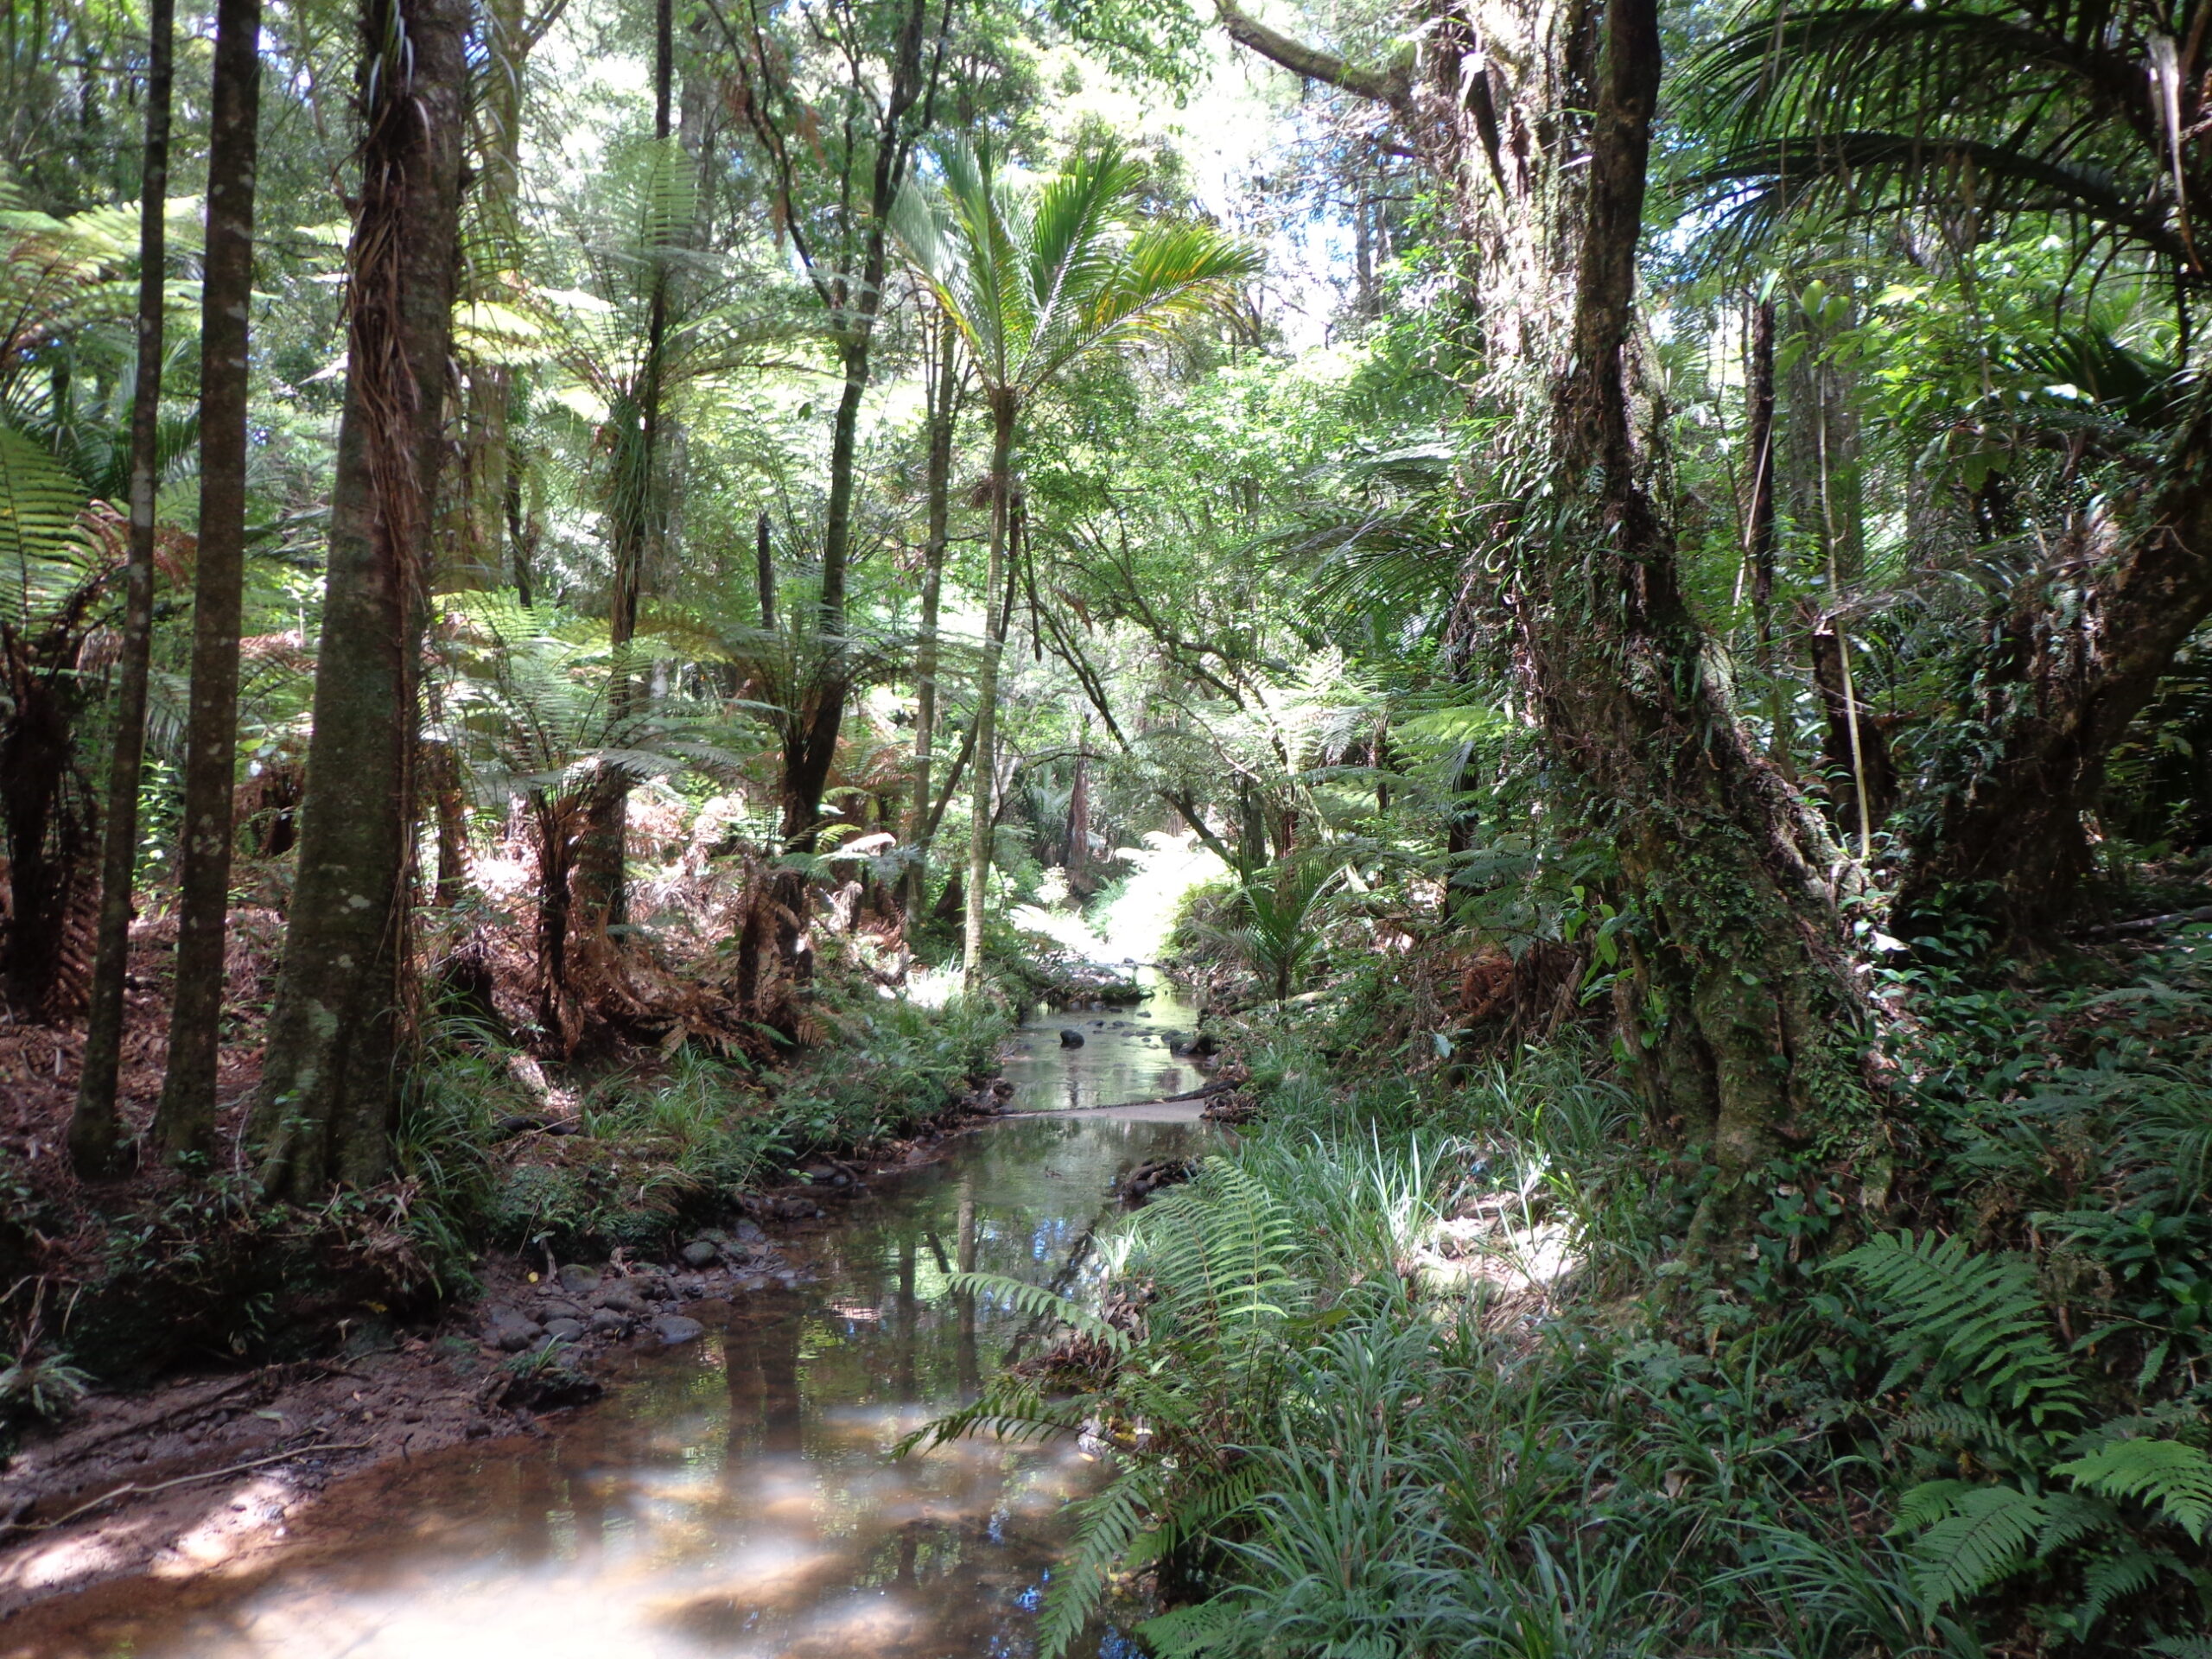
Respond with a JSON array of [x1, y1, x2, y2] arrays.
[[1, 993, 1210, 1658]]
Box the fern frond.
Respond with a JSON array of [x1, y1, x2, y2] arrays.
[[1896, 1401, 2044, 1470], [1036, 1469, 1161, 1659], [2077, 1543, 2170, 1629], [1837, 1230, 2083, 1428], [0, 424, 95, 628], [2034, 1490, 2120, 1558], [2055, 1440, 2212, 1543], [1137, 1597, 1250, 1658], [943, 1271, 1131, 1353], [1891, 1478, 1968, 1534], [1908, 1484, 2044, 1608]]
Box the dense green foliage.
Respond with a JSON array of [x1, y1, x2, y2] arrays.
[[10, 0, 2212, 1652]]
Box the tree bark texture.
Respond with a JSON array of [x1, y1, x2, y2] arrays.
[[153, 0, 260, 1164], [246, 0, 467, 1199], [1438, 0, 1870, 1234], [71, 0, 175, 1174], [0, 607, 96, 1019]]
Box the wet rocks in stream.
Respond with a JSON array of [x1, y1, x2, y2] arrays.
[[1058, 1028, 1085, 1047]]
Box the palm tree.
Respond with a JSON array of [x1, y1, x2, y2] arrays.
[[890, 139, 1257, 986]]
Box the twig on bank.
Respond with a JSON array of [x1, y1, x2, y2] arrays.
[[4, 1439, 376, 1535]]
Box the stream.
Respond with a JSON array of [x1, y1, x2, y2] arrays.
[[22, 990, 1209, 1659]]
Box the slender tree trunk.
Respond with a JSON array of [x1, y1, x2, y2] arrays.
[[457, 0, 529, 590], [1745, 299, 1777, 628], [245, 0, 467, 1199], [152, 0, 260, 1164], [70, 0, 174, 1174], [962, 402, 1015, 988], [754, 510, 776, 628], [1809, 619, 1896, 836], [902, 329, 957, 917], [575, 0, 674, 938], [762, 0, 937, 874], [1745, 296, 1788, 763]]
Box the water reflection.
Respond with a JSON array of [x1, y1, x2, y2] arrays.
[[996, 986, 1201, 1114], [14, 1038, 1208, 1659]]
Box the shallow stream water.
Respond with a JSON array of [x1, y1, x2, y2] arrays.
[[22, 989, 1208, 1659]]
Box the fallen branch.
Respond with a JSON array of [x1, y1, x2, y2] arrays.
[[2079, 904, 2212, 938], [4, 1439, 376, 1535]]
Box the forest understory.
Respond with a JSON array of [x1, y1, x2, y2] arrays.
[[14, 0, 2212, 1651]]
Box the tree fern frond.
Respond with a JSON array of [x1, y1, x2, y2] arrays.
[[942, 1270, 1131, 1352], [0, 424, 96, 629]]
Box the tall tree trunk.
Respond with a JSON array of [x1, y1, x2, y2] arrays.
[[151, 0, 260, 1164], [902, 326, 957, 917], [1066, 724, 1089, 875], [1745, 296, 1787, 761], [456, 0, 529, 591], [752, 0, 938, 876], [1453, 0, 1866, 1242], [961, 400, 1014, 988], [245, 0, 467, 1200], [70, 0, 173, 1174]]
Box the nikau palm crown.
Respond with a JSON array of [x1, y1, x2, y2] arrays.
[[890, 138, 1258, 986]]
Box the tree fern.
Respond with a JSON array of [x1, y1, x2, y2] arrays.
[[1836, 1230, 2083, 1429], [0, 424, 95, 630]]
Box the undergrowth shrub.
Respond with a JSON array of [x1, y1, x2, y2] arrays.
[[919, 952, 2212, 1657]]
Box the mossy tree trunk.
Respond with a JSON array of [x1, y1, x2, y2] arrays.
[[245, 0, 468, 1200], [1471, 0, 1872, 1236], [1217, 0, 1876, 1236]]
